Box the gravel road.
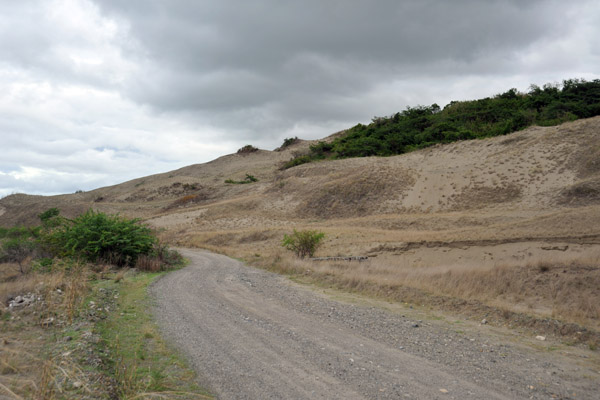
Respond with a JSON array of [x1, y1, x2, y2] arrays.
[[150, 249, 599, 399]]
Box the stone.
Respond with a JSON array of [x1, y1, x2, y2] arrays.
[[535, 336, 546, 341], [8, 293, 36, 308], [481, 319, 488, 325]]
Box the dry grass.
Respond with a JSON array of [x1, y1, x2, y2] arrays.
[[165, 193, 208, 210], [1, 341, 103, 399], [135, 255, 163, 272], [0, 263, 41, 305], [253, 251, 600, 332], [0, 261, 92, 399], [0, 263, 89, 319], [1, 346, 45, 399]]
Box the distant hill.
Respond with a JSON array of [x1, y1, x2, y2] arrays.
[[1, 115, 599, 237]]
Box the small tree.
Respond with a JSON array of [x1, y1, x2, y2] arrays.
[[282, 230, 325, 259], [2, 238, 36, 274]]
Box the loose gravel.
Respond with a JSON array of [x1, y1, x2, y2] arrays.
[[150, 250, 599, 399]]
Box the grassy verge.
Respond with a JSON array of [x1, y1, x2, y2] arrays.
[[0, 262, 212, 399], [95, 270, 212, 399]]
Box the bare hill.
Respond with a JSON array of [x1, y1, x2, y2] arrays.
[[2, 117, 600, 241], [2, 117, 600, 332]]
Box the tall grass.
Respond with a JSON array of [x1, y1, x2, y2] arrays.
[[0, 262, 92, 399], [256, 252, 600, 329]]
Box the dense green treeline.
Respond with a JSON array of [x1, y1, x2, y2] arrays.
[[283, 78, 600, 168]]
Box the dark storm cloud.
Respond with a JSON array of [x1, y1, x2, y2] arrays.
[[90, 0, 576, 138], [98, 0, 556, 69]]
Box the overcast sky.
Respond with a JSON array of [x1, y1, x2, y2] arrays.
[[2, 0, 599, 197]]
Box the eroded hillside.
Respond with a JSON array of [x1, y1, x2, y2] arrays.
[[2, 117, 600, 333], [2, 117, 600, 247]]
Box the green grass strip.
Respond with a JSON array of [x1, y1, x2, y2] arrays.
[[96, 272, 212, 399]]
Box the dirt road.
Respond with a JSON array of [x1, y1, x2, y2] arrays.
[[150, 249, 598, 399]]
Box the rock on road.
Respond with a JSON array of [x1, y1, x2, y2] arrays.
[[150, 249, 598, 399]]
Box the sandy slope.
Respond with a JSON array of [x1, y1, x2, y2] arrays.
[[2, 117, 598, 227]]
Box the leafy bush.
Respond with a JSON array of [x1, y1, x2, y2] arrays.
[[45, 209, 156, 267], [38, 207, 62, 227], [237, 145, 259, 154], [225, 174, 259, 184], [282, 155, 313, 169], [282, 230, 325, 258], [2, 208, 183, 272], [280, 137, 299, 149], [38, 207, 60, 223], [282, 78, 600, 168]]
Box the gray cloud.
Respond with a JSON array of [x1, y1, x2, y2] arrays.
[[92, 0, 586, 131], [1, 0, 599, 196]]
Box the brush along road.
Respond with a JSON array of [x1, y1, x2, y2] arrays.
[[151, 250, 598, 399]]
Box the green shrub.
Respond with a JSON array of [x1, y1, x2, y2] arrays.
[[153, 242, 184, 267], [282, 230, 325, 258], [225, 174, 259, 184], [32, 257, 54, 272], [245, 174, 258, 182], [45, 209, 156, 267], [281, 155, 313, 169], [38, 207, 62, 228], [282, 78, 600, 167], [38, 207, 60, 223], [280, 137, 299, 148], [237, 145, 259, 154]]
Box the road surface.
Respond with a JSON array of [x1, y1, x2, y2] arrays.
[[150, 249, 598, 399]]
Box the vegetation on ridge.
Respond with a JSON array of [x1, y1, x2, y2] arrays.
[[283, 78, 600, 168]]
